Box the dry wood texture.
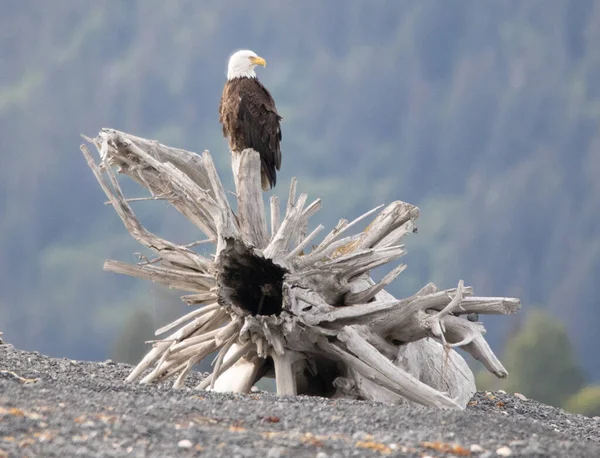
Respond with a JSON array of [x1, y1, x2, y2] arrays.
[[82, 128, 521, 409]]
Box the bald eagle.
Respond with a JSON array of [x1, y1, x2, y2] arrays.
[[219, 50, 282, 191]]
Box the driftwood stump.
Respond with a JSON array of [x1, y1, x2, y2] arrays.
[[82, 129, 520, 409]]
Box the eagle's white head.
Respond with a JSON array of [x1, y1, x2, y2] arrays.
[[227, 49, 266, 80]]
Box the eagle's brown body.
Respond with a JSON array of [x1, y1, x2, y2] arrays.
[[219, 76, 282, 190]]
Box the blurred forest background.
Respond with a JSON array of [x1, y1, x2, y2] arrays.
[[1, 0, 600, 415]]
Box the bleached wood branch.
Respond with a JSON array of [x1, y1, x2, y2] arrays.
[[270, 196, 280, 239], [155, 303, 220, 336], [344, 264, 407, 305], [181, 292, 218, 305], [104, 260, 215, 292], [272, 351, 299, 396], [334, 326, 460, 409], [83, 129, 520, 410], [82, 144, 214, 275], [286, 224, 324, 261], [198, 342, 259, 391], [235, 149, 268, 247], [95, 130, 220, 239]]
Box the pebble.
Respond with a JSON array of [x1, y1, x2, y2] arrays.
[[351, 431, 369, 440], [267, 447, 286, 458], [508, 440, 527, 447], [177, 439, 193, 449], [521, 443, 544, 455], [496, 446, 512, 456], [513, 393, 527, 400], [470, 444, 484, 453]]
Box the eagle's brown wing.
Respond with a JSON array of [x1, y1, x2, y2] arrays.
[[237, 78, 282, 189]]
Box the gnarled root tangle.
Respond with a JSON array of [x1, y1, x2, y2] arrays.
[[82, 128, 520, 409]]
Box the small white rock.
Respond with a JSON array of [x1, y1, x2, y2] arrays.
[[351, 431, 368, 440], [177, 439, 193, 449], [509, 440, 526, 447], [496, 446, 512, 456], [514, 392, 527, 400], [267, 447, 286, 458], [498, 389, 507, 394], [470, 444, 484, 453]]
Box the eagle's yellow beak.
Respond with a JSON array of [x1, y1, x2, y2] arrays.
[[249, 56, 266, 67]]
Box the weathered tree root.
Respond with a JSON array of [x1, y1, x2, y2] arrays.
[[82, 128, 520, 409]]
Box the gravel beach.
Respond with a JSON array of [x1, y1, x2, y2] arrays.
[[1, 344, 598, 457]]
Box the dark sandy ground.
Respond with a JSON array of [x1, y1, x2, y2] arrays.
[[1, 343, 598, 457]]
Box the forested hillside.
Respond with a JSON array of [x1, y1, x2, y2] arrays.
[[2, 1, 600, 383]]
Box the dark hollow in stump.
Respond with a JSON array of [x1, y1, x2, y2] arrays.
[[218, 238, 287, 317], [81, 128, 521, 410]]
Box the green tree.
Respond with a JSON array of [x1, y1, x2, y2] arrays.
[[477, 309, 585, 407], [110, 309, 156, 365], [564, 385, 600, 417]]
